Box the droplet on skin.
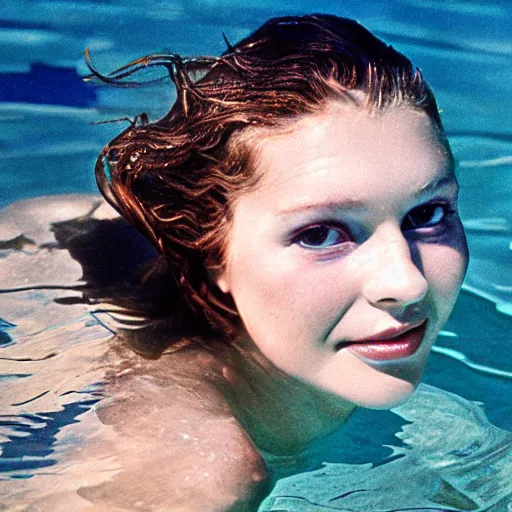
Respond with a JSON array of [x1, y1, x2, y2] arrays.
[[222, 365, 235, 382], [252, 470, 266, 482]]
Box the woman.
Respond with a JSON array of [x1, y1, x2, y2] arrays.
[[81, 13, 469, 510]]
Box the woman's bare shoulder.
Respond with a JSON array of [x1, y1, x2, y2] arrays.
[[80, 344, 269, 511]]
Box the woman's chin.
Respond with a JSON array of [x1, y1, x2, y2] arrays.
[[306, 349, 424, 411], [313, 371, 420, 411], [350, 378, 419, 410]]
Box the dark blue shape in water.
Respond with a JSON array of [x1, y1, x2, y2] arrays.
[[0, 63, 97, 107], [0, 318, 16, 330], [0, 398, 99, 475], [0, 330, 13, 347], [0, 318, 15, 347]]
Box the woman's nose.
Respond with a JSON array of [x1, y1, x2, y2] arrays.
[[362, 230, 429, 312]]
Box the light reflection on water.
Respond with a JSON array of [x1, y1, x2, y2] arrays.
[[0, 0, 511, 509]]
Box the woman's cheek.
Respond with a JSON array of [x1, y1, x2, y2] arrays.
[[421, 241, 468, 320]]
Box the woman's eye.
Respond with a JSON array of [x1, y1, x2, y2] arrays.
[[402, 204, 452, 230], [293, 225, 350, 249]]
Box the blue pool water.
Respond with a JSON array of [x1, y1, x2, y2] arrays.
[[0, 1, 511, 510]]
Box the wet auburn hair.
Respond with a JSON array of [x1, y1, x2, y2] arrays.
[[90, 13, 443, 347]]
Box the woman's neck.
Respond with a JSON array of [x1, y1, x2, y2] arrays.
[[220, 336, 356, 456]]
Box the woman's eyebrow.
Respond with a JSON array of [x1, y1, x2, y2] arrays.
[[415, 175, 459, 199], [277, 175, 459, 216], [278, 199, 367, 216]]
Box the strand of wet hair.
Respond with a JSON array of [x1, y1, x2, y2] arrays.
[[84, 49, 207, 87]]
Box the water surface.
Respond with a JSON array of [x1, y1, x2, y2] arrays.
[[1, 1, 511, 510]]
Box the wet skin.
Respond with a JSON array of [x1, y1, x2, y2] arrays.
[[215, 102, 469, 415]]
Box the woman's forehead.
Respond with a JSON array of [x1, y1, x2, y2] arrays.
[[237, 104, 454, 215]]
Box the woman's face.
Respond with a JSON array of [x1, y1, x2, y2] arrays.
[[215, 102, 468, 408]]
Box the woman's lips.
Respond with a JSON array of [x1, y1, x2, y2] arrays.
[[342, 321, 428, 361]]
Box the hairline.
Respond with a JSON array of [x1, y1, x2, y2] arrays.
[[225, 96, 449, 209]]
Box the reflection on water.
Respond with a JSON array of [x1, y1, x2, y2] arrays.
[[260, 385, 512, 511], [1, 0, 511, 509], [0, 399, 99, 473]]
